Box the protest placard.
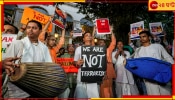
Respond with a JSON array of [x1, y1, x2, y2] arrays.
[[96, 18, 111, 35], [20, 7, 52, 32], [149, 22, 163, 35], [21, 7, 49, 24], [130, 21, 144, 40], [2, 34, 17, 57], [81, 46, 106, 83], [57, 58, 78, 73], [52, 6, 66, 29], [73, 29, 82, 37]]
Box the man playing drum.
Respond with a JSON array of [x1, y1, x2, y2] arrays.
[[2, 20, 52, 98]]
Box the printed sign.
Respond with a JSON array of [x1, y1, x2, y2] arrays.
[[21, 7, 50, 25], [73, 29, 82, 37], [149, 22, 163, 35], [130, 21, 144, 40], [57, 58, 78, 73], [52, 7, 66, 29], [96, 18, 111, 34], [2, 34, 17, 56], [81, 46, 106, 83], [21, 7, 52, 32]]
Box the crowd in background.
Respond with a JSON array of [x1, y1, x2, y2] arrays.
[[2, 15, 174, 98]]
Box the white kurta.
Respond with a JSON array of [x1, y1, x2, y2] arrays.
[[134, 43, 174, 95], [3, 36, 52, 62], [134, 44, 174, 64], [74, 46, 99, 98], [112, 50, 139, 97], [3, 36, 52, 98]]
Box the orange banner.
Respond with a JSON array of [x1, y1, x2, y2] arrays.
[[21, 7, 49, 24], [21, 7, 52, 32], [57, 58, 78, 73]]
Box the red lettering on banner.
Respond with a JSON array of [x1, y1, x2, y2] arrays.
[[170, 2, 175, 7], [162, 3, 165, 7], [166, 3, 170, 7], [57, 58, 78, 73], [2, 37, 14, 42], [33, 11, 47, 23], [8, 37, 13, 42], [159, 3, 165, 7]]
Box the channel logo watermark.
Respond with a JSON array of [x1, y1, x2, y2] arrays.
[[149, 0, 175, 11]]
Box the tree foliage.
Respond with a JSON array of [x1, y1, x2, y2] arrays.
[[76, 3, 174, 45]]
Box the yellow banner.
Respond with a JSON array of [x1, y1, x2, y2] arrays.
[[0, 0, 3, 4], [92, 98, 172, 100], [149, 0, 175, 11]]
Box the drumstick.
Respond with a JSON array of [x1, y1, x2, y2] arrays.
[[2, 74, 9, 88], [13, 55, 22, 75], [3, 54, 23, 88], [18, 55, 22, 64]]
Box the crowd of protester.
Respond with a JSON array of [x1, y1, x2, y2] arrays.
[[2, 15, 174, 98]]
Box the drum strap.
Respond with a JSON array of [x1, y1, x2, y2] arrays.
[[2, 42, 24, 97], [2, 74, 9, 97]]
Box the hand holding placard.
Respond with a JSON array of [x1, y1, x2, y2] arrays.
[[81, 46, 106, 82], [77, 59, 84, 67], [52, 7, 67, 29]]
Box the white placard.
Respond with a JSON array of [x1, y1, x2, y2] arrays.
[[149, 22, 163, 35], [130, 21, 144, 39], [2, 34, 17, 55]]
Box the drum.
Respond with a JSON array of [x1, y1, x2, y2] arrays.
[[9, 62, 68, 98]]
